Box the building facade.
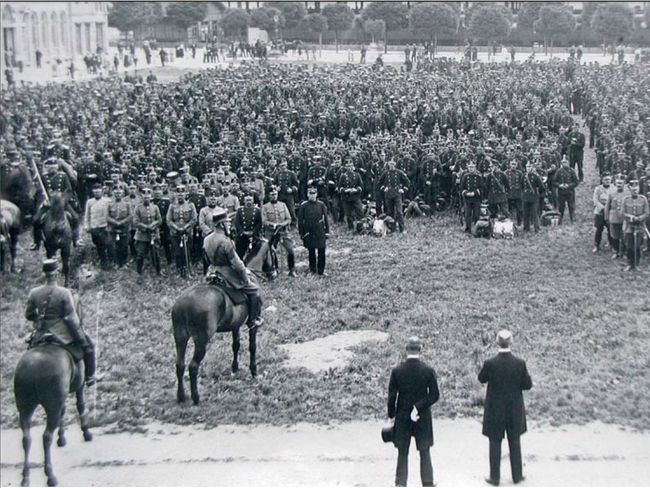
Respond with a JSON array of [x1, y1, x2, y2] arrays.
[[1, 2, 109, 69]]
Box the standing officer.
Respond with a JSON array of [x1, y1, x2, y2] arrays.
[[592, 173, 613, 253], [297, 186, 329, 276], [26, 258, 96, 386], [307, 156, 329, 203], [552, 156, 579, 225], [234, 194, 263, 260], [479, 330, 532, 486], [337, 160, 364, 231], [521, 164, 545, 233], [567, 122, 585, 182], [187, 183, 207, 263], [485, 160, 510, 218], [274, 160, 300, 227], [377, 159, 410, 233], [132, 188, 162, 275], [166, 185, 197, 277], [621, 180, 649, 271], [387, 336, 440, 487], [505, 160, 524, 226], [460, 161, 483, 233], [152, 185, 172, 265], [84, 183, 112, 270], [106, 187, 131, 268], [605, 176, 630, 260], [262, 188, 296, 277]]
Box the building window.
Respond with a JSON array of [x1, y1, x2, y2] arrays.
[[60, 13, 67, 49], [32, 13, 39, 48], [41, 12, 48, 48], [75, 23, 82, 53], [51, 12, 58, 47], [96, 23, 104, 48]]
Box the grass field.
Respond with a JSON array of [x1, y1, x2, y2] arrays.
[[1, 125, 649, 432]]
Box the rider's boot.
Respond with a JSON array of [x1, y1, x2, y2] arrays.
[[287, 253, 296, 277], [246, 293, 264, 329]]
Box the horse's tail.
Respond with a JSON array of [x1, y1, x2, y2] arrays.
[[14, 347, 73, 415]]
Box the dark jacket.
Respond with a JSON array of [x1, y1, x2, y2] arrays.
[[388, 357, 440, 450], [297, 199, 329, 249], [478, 351, 532, 440]]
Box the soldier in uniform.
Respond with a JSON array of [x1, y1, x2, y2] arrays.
[[133, 188, 162, 275], [419, 152, 441, 213], [166, 185, 197, 277], [152, 185, 172, 265], [377, 159, 410, 233], [505, 160, 524, 226], [460, 161, 483, 233], [297, 186, 330, 276], [273, 160, 300, 227], [203, 209, 264, 329], [551, 156, 579, 225], [25, 258, 96, 386], [621, 180, 649, 271], [337, 160, 364, 231], [234, 194, 263, 260], [307, 156, 329, 203], [218, 183, 241, 218], [32, 157, 79, 250], [485, 160, 510, 218], [188, 183, 207, 263], [567, 122, 585, 182], [521, 164, 545, 232], [262, 188, 296, 277], [107, 187, 131, 268]]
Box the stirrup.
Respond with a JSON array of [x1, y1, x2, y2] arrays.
[[248, 317, 264, 330]]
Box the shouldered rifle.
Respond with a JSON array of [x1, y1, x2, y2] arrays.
[[32, 159, 50, 204]]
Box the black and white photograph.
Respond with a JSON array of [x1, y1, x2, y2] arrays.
[[1, 0, 649, 486]]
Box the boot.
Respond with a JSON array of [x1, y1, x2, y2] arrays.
[[83, 343, 97, 386], [288, 254, 296, 277], [246, 293, 264, 329]]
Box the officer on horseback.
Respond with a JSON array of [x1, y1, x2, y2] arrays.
[[25, 259, 97, 386], [203, 209, 264, 330]]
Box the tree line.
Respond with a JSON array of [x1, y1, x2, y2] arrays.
[[108, 2, 647, 50]]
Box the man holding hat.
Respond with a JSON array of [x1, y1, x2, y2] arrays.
[[387, 336, 440, 487], [479, 330, 533, 486], [203, 209, 264, 330], [25, 258, 96, 386]]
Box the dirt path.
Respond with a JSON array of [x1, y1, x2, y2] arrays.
[[2, 420, 649, 486]]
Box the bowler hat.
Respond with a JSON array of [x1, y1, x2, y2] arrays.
[[381, 425, 394, 443]]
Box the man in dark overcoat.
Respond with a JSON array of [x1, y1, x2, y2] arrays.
[[297, 185, 329, 275], [387, 336, 440, 487], [479, 330, 533, 486]]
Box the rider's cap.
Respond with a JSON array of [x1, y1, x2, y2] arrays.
[[42, 258, 58, 274], [212, 208, 230, 224]]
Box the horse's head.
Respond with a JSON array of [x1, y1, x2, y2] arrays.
[[48, 194, 68, 219]]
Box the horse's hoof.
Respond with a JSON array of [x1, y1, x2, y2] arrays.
[[83, 430, 93, 442], [177, 394, 186, 404], [47, 476, 58, 487], [21, 477, 29, 487], [57, 437, 66, 447], [191, 395, 200, 406]]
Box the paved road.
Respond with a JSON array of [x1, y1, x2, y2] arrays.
[[1, 419, 649, 486]]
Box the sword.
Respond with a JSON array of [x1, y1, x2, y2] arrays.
[[31, 159, 50, 204], [182, 233, 192, 276]]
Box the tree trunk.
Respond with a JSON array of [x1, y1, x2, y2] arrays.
[[384, 30, 388, 53], [550, 37, 553, 57], [434, 33, 437, 58], [319, 32, 322, 57], [371, 33, 375, 44], [335, 31, 339, 53], [544, 36, 548, 56]]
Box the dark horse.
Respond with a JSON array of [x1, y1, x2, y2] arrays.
[[14, 302, 92, 486], [41, 195, 74, 285], [0, 199, 21, 273], [171, 240, 273, 405]]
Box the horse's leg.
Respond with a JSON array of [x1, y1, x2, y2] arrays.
[[10, 228, 19, 272], [43, 406, 61, 486], [248, 326, 257, 378], [61, 245, 71, 287], [19, 407, 36, 487], [56, 405, 66, 447], [174, 329, 189, 404], [188, 343, 207, 406], [75, 387, 93, 441], [231, 329, 240, 374]]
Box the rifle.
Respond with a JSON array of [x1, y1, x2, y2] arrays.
[[31, 159, 50, 204]]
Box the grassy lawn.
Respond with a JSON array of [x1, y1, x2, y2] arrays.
[[1, 130, 649, 432]]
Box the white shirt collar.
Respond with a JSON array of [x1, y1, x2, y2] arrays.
[[498, 347, 511, 353], [407, 354, 420, 359]]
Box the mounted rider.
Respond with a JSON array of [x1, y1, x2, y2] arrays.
[[203, 209, 263, 330], [24, 258, 96, 386]]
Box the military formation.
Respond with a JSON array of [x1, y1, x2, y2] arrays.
[[1, 57, 649, 279]]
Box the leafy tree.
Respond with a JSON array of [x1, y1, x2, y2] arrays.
[[468, 3, 512, 47], [322, 3, 354, 52], [516, 2, 553, 30], [361, 1, 408, 52], [164, 2, 208, 29], [533, 4, 575, 55], [267, 2, 306, 31], [108, 2, 163, 34], [408, 2, 458, 55], [301, 13, 328, 53], [591, 2, 634, 44], [219, 8, 250, 40], [250, 7, 284, 37], [580, 1, 604, 29], [363, 19, 385, 44]]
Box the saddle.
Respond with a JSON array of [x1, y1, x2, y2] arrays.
[[205, 273, 247, 306], [27, 332, 84, 361]]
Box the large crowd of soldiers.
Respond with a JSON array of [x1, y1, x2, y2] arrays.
[[1, 56, 648, 277]]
